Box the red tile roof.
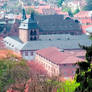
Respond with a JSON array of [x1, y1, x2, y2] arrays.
[[74, 11, 91, 18], [82, 25, 92, 33], [36, 47, 85, 65]]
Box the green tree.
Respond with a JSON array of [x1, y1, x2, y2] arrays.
[[73, 8, 80, 15], [26, 8, 39, 15], [0, 58, 30, 92], [83, 0, 92, 10], [57, 0, 64, 7], [28, 76, 61, 92], [68, 9, 74, 17], [57, 80, 80, 92], [75, 44, 92, 92]]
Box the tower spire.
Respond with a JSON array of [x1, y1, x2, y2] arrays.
[[22, 8, 26, 21]]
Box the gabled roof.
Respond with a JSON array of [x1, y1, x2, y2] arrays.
[[3, 36, 23, 51], [19, 14, 82, 32], [34, 15, 81, 32], [36, 47, 85, 65]]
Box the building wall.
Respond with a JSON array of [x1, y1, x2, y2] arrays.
[[59, 64, 78, 78], [19, 29, 28, 43], [21, 50, 35, 60], [35, 54, 78, 78], [35, 54, 60, 76]]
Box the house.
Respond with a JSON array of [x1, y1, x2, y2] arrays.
[[35, 47, 85, 77], [0, 17, 20, 37]]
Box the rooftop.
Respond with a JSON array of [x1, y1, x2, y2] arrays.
[[3, 34, 92, 51], [36, 47, 85, 65], [22, 34, 92, 50], [19, 14, 82, 33], [74, 11, 92, 18]]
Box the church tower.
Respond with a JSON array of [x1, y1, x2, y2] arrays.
[[19, 10, 39, 43]]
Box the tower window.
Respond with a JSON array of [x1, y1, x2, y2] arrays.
[[34, 30, 37, 35], [34, 36, 37, 40], [30, 37, 33, 40], [30, 30, 34, 35]]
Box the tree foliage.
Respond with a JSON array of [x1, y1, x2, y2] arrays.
[[0, 58, 30, 92], [73, 8, 80, 15], [28, 76, 61, 92], [26, 8, 39, 15], [57, 0, 64, 7], [57, 80, 80, 92], [68, 9, 74, 17], [75, 44, 92, 92], [83, 0, 92, 10]]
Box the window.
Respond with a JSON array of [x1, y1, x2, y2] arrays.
[[72, 64, 76, 67], [30, 37, 33, 40], [72, 71, 75, 75], [30, 30, 33, 35], [9, 44, 11, 46], [34, 36, 37, 40], [12, 45, 14, 47], [34, 30, 37, 35], [70, 32, 74, 35], [86, 22, 90, 25], [25, 51, 28, 56], [53, 69, 55, 73], [64, 64, 66, 66], [21, 51, 23, 55], [31, 51, 33, 56], [64, 72, 67, 75]]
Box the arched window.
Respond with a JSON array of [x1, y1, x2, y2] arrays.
[[34, 30, 37, 35], [34, 36, 37, 40], [30, 30, 34, 35], [30, 37, 33, 40]]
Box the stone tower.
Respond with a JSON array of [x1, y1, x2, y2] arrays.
[[19, 11, 39, 43]]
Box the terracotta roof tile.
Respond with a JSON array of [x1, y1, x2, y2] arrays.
[[36, 47, 85, 65], [74, 11, 91, 18]]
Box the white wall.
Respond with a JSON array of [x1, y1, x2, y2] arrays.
[[21, 50, 35, 61], [35, 54, 60, 76]]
